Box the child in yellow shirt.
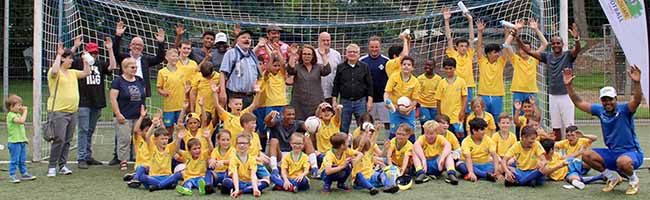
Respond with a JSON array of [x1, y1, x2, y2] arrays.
[[313, 102, 343, 175], [352, 133, 397, 195], [501, 126, 563, 187], [541, 139, 604, 189], [476, 20, 507, 122], [254, 53, 288, 150], [385, 33, 410, 76], [417, 59, 443, 135], [465, 97, 497, 137], [435, 58, 468, 140], [239, 113, 272, 185], [492, 113, 518, 164], [456, 118, 499, 182], [513, 96, 541, 139], [413, 121, 458, 185], [555, 125, 597, 159], [384, 56, 420, 143], [222, 134, 265, 198], [320, 133, 363, 194], [386, 124, 414, 175], [434, 114, 461, 160], [134, 126, 184, 192], [210, 81, 260, 146], [174, 125, 214, 195], [443, 8, 475, 113], [270, 133, 311, 192], [208, 130, 235, 186], [157, 49, 187, 134]]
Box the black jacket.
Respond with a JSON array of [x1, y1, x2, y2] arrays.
[[113, 35, 165, 97], [332, 61, 373, 100]]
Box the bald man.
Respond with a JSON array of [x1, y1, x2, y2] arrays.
[[517, 23, 582, 140], [113, 20, 166, 97], [316, 32, 342, 104]]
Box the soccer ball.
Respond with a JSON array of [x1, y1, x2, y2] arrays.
[[362, 122, 375, 131], [305, 116, 321, 134], [397, 96, 411, 112], [174, 163, 186, 173]]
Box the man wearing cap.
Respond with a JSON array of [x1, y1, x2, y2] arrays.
[[113, 20, 166, 97], [256, 25, 289, 64], [564, 65, 644, 195], [71, 37, 117, 169], [219, 30, 262, 108], [174, 23, 230, 71], [316, 32, 342, 104], [332, 43, 374, 134]]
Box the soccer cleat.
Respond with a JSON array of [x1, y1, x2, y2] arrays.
[[149, 185, 160, 192], [446, 173, 459, 185], [310, 167, 320, 179], [59, 166, 73, 175], [486, 173, 497, 182], [602, 175, 623, 192], [383, 185, 399, 193], [414, 173, 427, 184], [9, 175, 21, 183], [571, 179, 585, 190], [369, 188, 379, 196], [20, 174, 36, 181], [291, 185, 298, 193], [322, 184, 332, 194], [198, 179, 207, 195], [625, 182, 639, 195], [176, 185, 193, 196], [127, 180, 142, 188], [123, 173, 134, 181], [47, 168, 57, 177], [337, 184, 352, 192]]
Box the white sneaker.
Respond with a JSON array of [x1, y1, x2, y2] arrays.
[[47, 168, 57, 177], [571, 179, 585, 190], [59, 166, 72, 175]]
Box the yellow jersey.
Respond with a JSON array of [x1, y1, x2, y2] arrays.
[[229, 153, 258, 182], [147, 137, 176, 176], [389, 138, 413, 165], [157, 67, 186, 112], [183, 129, 211, 153], [385, 57, 402, 77], [465, 112, 497, 134], [509, 54, 539, 93], [180, 150, 210, 181], [555, 138, 592, 158], [445, 130, 461, 150], [192, 72, 221, 115], [133, 134, 150, 169], [417, 74, 443, 108], [435, 77, 468, 124], [445, 48, 476, 87], [320, 148, 358, 174], [281, 152, 310, 179], [260, 72, 288, 107], [548, 152, 569, 181], [417, 135, 448, 158], [477, 56, 506, 96], [177, 59, 199, 82], [316, 118, 341, 152], [491, 131, 518, 157], [210, 147, 235, 173], [220, 107, 252, 146], [385, 72, 421, 104], [461, 136, 496, 164], [352, 144, 381, 182], [505, 141, 545, 171]]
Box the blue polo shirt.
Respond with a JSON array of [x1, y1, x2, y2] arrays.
[[360, 54, 389, 103], [219, 45, 260, 93], [590, 103, 641, 152]]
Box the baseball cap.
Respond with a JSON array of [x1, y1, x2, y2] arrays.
[[215, 32, 228, 43], [266, 25, 282, 32], [599, 86, 617, 99], [184, 112, 201, 123], [85, 42, 99, 53], [236, 30, 254, 39]]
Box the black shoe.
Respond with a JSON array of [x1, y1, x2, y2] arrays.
[[205, 186, 215, 194], [127, 180, 141, 188], [446, 173, 459, 185], [149, 185, 160, 192], [505, 180, 516, 187], [109, 158, 120, 166], [369, 188, 379, 195], [527, 179, 537, 188], [383, 185, 399, 194], [87, 158, 103, 165], [78, 161, 89, 169], [122, 173, 134, 181], [486, 173, 497, 182], [414, 173, 427, 184]]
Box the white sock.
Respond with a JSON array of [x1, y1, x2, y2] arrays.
[[270, 156, 278, 169], [309, 153, 317, 168], [602, 169, 616, 180], [629, 172, 639, 185]]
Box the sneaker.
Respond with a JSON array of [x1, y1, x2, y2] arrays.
[[198, 179, 207, 195], [87, 158, 103, 165], [108, 158, 120, 166], [383, 185, 399, 193], [20, 174, 36, 181], [337, 184, 352, 192], [571, 179, 585, 190], [310, 167, 320, 179], [625, 181, 639, 195], [123, 173, 135, 181], [205, 185, 215, 194], [603, 175, 623, 192], [322, 184, 332, 194], [291, 185, 298, 193], [414, 173, 427, 184], [486, 173, 497, 182], [47, 168, 57, 177], [9, 175, 20, 183], [149, 185, 160, 192], [369, 188, 379, 196], [176, 185, 193, 196], [127, 180, 142, 188], [446, 173, 459, 185], [59, 166, 73, 175], [504, 180, 516, 187], [78, 161, 89, 169]]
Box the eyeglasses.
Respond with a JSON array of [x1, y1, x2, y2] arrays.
[[302, 53, 313, 55], [291, 143, 304, 145], [237, 142, 250, 145]]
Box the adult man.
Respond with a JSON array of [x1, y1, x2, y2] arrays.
[[219, 30, 262, 108], [360, 36, 390, 132], [519, 23, 582, 140], [113, 20, 166, 97], [265, 107, 306, 171], [256, 25, 289, 63], [174, 24, 228, 71], [332, 43, 374, 134], [316, 32, 342, 104], [72, 38, 117, 169], [564, 65, 643, 195]]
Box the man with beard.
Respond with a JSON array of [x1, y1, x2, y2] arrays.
[[174, 23, 230, 71], [219, 30, 263, 108], [256, 25, 289, 63]]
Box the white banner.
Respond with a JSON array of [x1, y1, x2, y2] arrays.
[[599, 0, 648, 105]]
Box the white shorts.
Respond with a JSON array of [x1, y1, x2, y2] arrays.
[[549, 94, 575, 129], [371, 102, 390, 123]]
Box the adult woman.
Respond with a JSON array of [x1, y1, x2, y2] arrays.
[[286, 44, 331, 120], [46, 44, 90, 177], [109, 58, 146, 170]]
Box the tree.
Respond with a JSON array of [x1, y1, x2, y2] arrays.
[[572, 0, 589, 38]]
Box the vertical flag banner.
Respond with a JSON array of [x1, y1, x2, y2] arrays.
[[599, 0, 648, 105]]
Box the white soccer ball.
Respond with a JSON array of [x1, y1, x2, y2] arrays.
[[305, 116, 321, 134], [397, 96, 411, 112], [174, 163, 186, 173], [362, 122, 375, 131]]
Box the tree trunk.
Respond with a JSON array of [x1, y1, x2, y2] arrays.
[[572, 0, 589, 38]]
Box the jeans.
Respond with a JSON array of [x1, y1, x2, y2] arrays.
[[340, 97, 367, 134], [8, 142, 28, 176], [77, 107, 101, 162], [48, 112, 77, 169]]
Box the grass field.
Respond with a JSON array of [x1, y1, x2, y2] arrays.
[[0, 125, 648, 199]]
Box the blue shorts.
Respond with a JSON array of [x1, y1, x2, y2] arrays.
[[426, 156, 442, 175], [480, 95, 503, 123], [450, 123, 463, 134], [257, 164, 271, 178], [183, 176, 206, 189], [512, 92, 537, 115], [369, 172, 384, 187], [514, 169, 545, 185], [418, 107, 438, 125], [163, 111, 181, 127], [593, 148, 644, 171], [466, 87, 474, 113], [474, 163, 495, 173], [388, 111, 416, 142], [565, 158, 586, 181]]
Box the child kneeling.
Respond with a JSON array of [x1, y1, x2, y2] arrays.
[[320, 133, 363, 194]]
